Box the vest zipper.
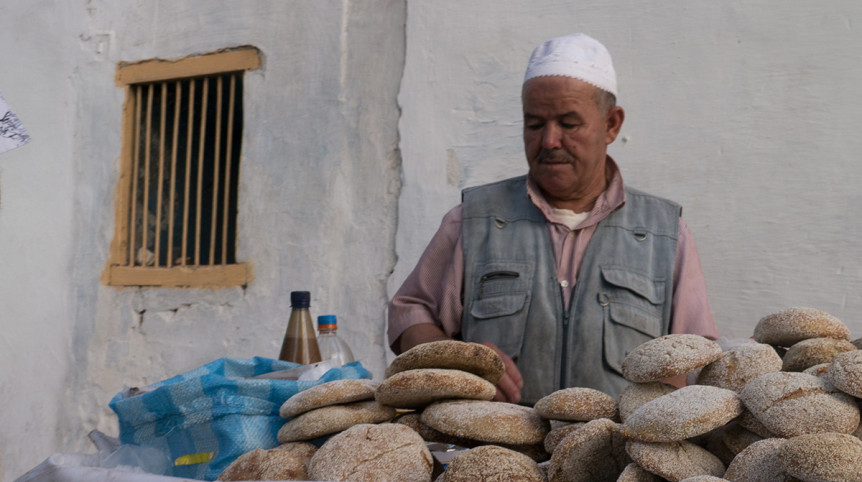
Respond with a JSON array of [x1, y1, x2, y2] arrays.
[[559, 282, 569, 391]]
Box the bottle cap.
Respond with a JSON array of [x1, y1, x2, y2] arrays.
[[290, 291, 311, 308], [318, 314, 337, 329]]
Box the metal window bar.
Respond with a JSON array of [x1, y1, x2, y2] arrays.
[[127, 72, 242, 269]]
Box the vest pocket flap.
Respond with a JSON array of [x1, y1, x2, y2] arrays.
[[608, 302, 661, 338], [601, 266, 665, 304], [470, 293, 528, 319]]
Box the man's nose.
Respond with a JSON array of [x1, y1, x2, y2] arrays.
[[541, 124, 562, 149]]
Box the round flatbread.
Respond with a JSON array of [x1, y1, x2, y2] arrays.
[[735, 409, 777, 439], [625, 439, 725, 482], [547, 418, 629, 482], [802, 362, 831, 376], [621, 335, 722, 383], [723, 438, 791, 482], [216, 448, 308, 481], [620, 385, 743, 442], [442, 445, 544, 482], [421, 400, 549, 445], [695, 342, 782, 392], [778, 432, 862, 482], [720, 421, 762, 456], [617, 463, 662, 482], [753, 307, 850, 347], [824, 349, 862, 398], [309, 423, 433, 482], [543, 422, 585, 454], [739, 371, 859, 438], [780, 337, 856, 372], [375, 368, 496, 408], [385, 340, 505, 384], [277, 400, 396, 442], [279, 379, 377, 418], [619, 382, 676, 423], [533, 387, 617, 422], [394, 413, 549, 462]]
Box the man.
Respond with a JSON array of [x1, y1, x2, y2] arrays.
[[388, 33, 719, 405]]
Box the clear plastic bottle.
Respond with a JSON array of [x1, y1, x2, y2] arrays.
[[278, 291, 322, 364], [316, 315, 355, 366]]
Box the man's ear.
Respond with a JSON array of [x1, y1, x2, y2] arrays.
[[604, 106, 625, 145]]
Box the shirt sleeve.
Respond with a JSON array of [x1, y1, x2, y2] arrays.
[[387, 205, 466, 350], [669, 218, 720, 339]]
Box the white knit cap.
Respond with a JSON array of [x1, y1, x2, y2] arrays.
[[524, 33, 617, 97]]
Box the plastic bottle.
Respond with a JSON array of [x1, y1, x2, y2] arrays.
[[278, 291, 322, 364], [316, 315, 355, 366]]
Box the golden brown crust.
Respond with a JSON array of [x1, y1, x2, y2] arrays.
[[780, 337, 856, 372], [375, 368, 496, 409], [621, 335, 723, 383], [778, 433, 862, 481], [543, 422, 585, 454], [216, 448, 308, 481], [625, 439, 726, 482], [309, 423, 433, 482], [533, 387, 617, 422], [442, 445, 545, 482], [619, 382, 677, 423], [739, 371, 860, 438], [802, 362, 831, 376], [385, 340, 505, 384], [723, 438, 792, 482], [421, 400, 549, 445], [617, 463, 662, 481], [753, 307, 850, 347], [735, 409, 777, 439], [395, 412, 549, 462], [620, 385, 743, 442], [277, 400, 396, 442], [824, 349, 862, 398], [719, 421, 762, 456], [695, 343, 782, 392], [279, 379, 378, 418], [547, 418, 629, 481]]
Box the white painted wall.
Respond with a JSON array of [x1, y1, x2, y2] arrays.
[[0, 1, 404, 480], [3, 0, 862, 480]]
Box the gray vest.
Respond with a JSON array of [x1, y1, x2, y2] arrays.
[[460, 175, 680, 404]]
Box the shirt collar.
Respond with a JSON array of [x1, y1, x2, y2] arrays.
[[526, 156, 626, 229]]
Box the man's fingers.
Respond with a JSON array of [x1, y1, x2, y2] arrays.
[[495, 372, 522, 404], [481, 341, 524, 402], [504, 356, 524, 390]]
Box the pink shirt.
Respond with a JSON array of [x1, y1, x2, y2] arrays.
[[388, 158, 719, 348]]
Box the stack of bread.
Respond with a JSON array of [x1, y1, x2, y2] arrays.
[[380, 340, 550, 463], [217, 306, 862, 482]]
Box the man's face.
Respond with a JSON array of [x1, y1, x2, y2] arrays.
[[522, 76, 623, 209]]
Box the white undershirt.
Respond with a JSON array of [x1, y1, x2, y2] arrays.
[[551, 208, 589, 230]]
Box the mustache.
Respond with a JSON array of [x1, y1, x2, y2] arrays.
[[536, 150, 575, 164]]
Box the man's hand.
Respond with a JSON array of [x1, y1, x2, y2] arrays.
[[480, 341, 524, 404], [395, 323, 450, 354]]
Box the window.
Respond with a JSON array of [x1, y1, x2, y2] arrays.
[[104, 46, 260, 288]]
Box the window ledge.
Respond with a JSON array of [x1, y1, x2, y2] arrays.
[[104, 263, 253, 288]]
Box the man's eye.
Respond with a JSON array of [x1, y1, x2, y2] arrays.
[[525, 123, 543, 131], [560, 122, 577, 129]]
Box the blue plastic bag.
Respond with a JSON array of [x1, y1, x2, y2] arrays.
[[109, 357, 372, 480]]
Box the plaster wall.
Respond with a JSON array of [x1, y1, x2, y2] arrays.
[[0, 1, 404, 479], [2, 1, 862, 480], [393, 1, 862, 346]]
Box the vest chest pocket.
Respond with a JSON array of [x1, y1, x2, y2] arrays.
[[464, 262, 533, 359], [599, 265, 666, 375]]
